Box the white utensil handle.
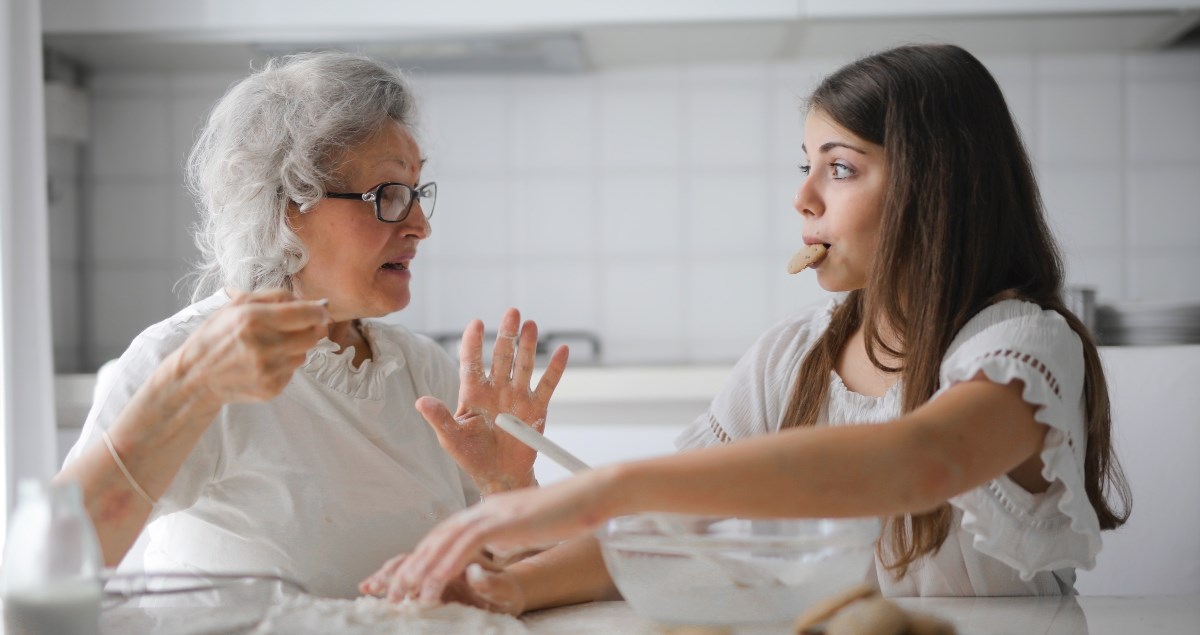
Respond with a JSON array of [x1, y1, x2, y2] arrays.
[[495, 414, 592, 475]]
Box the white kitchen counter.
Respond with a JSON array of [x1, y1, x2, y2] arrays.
[[523, 595, 1200, 634], [35, 594, 1198, 634]]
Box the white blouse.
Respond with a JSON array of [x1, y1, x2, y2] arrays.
[[64, 291, 479, 598], [676, 295, 1100, 596]]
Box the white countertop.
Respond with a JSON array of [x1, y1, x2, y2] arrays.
[[38, 594, 1199, 634], [523, 596, 1200, 634]]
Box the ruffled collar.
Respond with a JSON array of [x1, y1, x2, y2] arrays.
[[302, 320, 405, 400], [829, 370, 902, 408]]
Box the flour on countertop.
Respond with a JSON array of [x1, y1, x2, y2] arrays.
[[249, 595, 528, 635]]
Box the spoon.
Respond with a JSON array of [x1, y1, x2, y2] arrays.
[[494, 414, 784, 589]]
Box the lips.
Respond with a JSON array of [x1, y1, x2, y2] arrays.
[[380, 251, 415, 272]]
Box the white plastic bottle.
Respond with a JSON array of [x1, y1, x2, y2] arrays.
[[1, 479, 103, 635]]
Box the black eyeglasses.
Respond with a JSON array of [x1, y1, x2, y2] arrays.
[[324, 182, 437, 223]]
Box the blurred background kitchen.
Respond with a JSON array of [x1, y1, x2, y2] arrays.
[[3, 0, 1199, 597]]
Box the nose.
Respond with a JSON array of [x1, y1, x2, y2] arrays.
[[794, 174, 822, 218], [399, 205, 432, 239]]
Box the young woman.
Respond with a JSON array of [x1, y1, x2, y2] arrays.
[[362, 43, 1131, 608]]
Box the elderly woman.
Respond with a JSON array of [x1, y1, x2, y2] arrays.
[[57, 52, 567, 598]]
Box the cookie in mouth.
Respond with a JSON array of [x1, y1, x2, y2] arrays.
[[787, 243, 828, 274]]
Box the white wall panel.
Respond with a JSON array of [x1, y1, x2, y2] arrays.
[[61, 49, 1200, 370]]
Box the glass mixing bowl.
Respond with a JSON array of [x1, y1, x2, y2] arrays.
[[598, 514, 880, 626], [99, 572, 305, 634]]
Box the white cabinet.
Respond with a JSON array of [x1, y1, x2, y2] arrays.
[[1075, 345, 1200, 596], [41, 0, 802, 36], [806, 0, 1200, 18]]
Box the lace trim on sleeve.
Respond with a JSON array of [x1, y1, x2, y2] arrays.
[[709, 417, 734, 444], [944, 348, 1099, 579], [977, 349, 1062, 399], [675, 413, 735, 451]]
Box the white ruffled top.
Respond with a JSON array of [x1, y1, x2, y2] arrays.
[[64, 290, 480, 598], [303, 321, 402, 400], [676, 295, 1098, 596]]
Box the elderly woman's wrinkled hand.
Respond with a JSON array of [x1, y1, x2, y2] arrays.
[[175, 288, 330, 406], [418, 308, 569, 495]]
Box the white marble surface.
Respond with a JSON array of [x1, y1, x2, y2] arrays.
[[523, 596, 1200, 635]]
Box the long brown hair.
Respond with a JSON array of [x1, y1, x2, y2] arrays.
[[780, 44, 1131, 578]]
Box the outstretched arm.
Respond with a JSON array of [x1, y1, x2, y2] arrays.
[[374, 374, 1046, 605]]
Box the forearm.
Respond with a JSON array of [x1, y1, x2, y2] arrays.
[[605, 381, 1043, 521], [509, 535, 619, 613], [54, 349, 223, 566], [604, 422, 950, 521]]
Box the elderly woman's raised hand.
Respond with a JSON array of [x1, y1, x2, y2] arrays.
[[418, 308, 569, 495], [175, 288, 330, 406]]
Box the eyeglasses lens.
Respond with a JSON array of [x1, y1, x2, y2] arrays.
[[378, 184, 410, 222]]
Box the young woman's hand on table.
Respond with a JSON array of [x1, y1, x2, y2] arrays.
[[360, 466, 621, 605]]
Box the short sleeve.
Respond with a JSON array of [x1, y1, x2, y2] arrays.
[[938, 300, 1102, 578], [675, 299, 836, 452], [62, 300, 225, 521]]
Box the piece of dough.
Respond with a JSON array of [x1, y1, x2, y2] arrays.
[[792, 583, 876, 633]]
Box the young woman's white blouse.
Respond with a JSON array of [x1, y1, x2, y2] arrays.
[[63, 291, 479, 598], [676, 295, 1101, 596]]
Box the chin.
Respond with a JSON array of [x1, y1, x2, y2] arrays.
[[379, 293, 411, 316], [815, 272, 865, 294]]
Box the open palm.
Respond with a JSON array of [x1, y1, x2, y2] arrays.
[[418, 308, 569, 494]]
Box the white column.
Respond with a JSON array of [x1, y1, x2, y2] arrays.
[[0, 0, 57, 547]]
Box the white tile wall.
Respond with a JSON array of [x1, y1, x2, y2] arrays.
[[684, 260, 772, 361], [52, 49, 1200, 370], [598, 174, 683, 257], [685, 172, 770, 257], [512, 176, 597, 257], [510, 79, 595, 171], [598, 86, 682, 170], [1126, 82, 1200, 163], [684, 83, 769, 169], [90, 181, 175, 262], [1126, 167, 1200, 251]]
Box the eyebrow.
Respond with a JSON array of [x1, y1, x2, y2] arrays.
[[800, 141, 869, 155], [376, 157, 429, 168]]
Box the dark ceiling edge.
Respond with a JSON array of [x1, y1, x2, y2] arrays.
[[1166, 13, 1200, 48]]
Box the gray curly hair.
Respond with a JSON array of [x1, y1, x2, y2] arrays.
[[185, 51, 417, 300]]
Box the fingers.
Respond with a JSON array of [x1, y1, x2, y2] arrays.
[[392, 508, 493, 605], [415, 396, 459, 440], [418, 526, 492, 605], [489, 308, 521, 383], [187, 291, 332, 405], [459, 319, 486, 383], [240, 298, 331, 332], [359, 553, 406, 597], [533, 344, 570, 407], [227, 286, 293, 305], [512, 320, 538, 388], [465, 563, 521, 615]]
